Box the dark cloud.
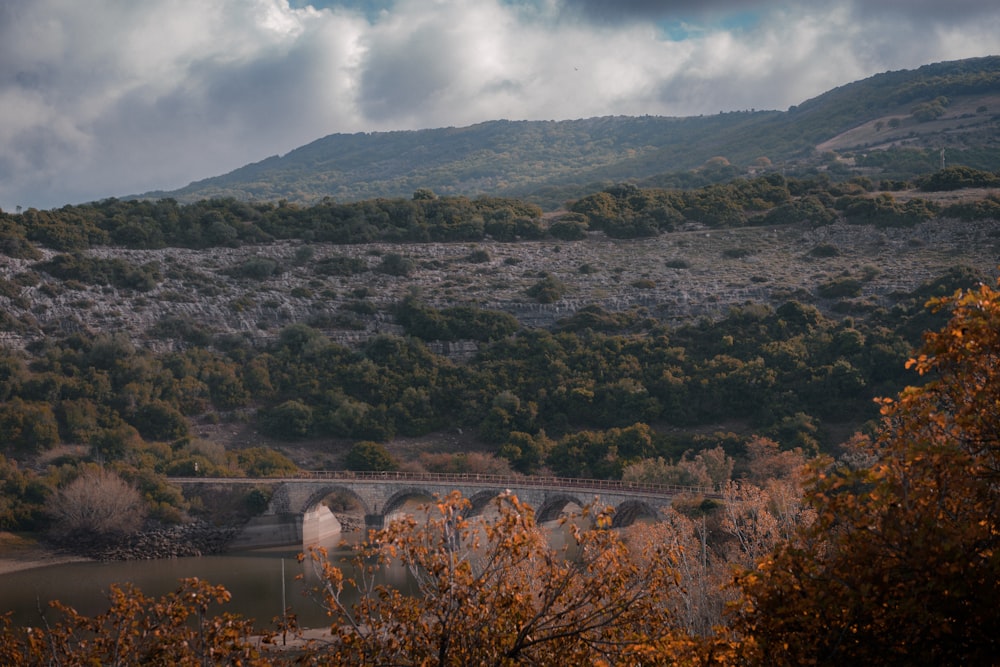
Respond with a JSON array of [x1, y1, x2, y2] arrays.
[[560, 0, 768, 24], [564, 0, 1000, 25], [357, 25, 461, 122]]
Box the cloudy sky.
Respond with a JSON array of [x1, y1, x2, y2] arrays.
[[2, 0, 999, 211]]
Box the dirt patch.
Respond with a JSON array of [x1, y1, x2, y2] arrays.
[[0, 532, 91, 575]]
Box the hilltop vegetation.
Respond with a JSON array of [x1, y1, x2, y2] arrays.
[[136, 57, 1000, 208]]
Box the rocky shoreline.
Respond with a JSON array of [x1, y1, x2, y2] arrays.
[[53, 520, 242, 562], [49, 513, 366, 563]]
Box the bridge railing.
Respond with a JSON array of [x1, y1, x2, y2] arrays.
[[292, 470, 714, 498]]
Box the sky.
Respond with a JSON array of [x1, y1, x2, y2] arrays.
[[1, 0, 999, 211]]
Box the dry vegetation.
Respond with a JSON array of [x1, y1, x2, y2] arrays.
[[2, 215, 998, 353]]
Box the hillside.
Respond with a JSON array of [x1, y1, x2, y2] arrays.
[[137, 57, 1000, 207]]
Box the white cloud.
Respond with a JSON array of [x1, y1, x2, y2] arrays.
[[0, 0, 998, 210]]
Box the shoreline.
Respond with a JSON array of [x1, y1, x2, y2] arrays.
[[0, 531, 92, 576]]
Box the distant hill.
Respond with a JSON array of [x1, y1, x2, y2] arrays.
[[138, 56, 1000, 208]]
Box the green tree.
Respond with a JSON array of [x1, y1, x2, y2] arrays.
[[344, 440, 398, 472], [259, 400, 314, 439], [0, 398, 59, 455]]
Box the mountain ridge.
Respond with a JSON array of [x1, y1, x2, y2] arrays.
[[137, 56, 1000, 207]]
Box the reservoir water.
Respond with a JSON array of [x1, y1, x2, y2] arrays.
[[0, 536, 369, 630], [1, 505, 587, 631]]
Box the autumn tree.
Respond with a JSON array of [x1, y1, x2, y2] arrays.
[[299, 491, 727, 665], [0, 578, 273, 666], [737, 277, 1000, 665]]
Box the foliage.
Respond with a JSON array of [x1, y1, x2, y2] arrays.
[[737, 277, 1000, 665], [0, 398, 59, 455], [0, 455, 49, 530], [526, 273, 567, 303], [35, 253, 161, 291], [0, 578, 272, 666], [233, 447, 299, 478], [395, 297, 519, 342], [344, 440, 398, 472], [376, 252, 415, 277], [623, 445, 733, 490], [299, 491, 719, 665], [258, 400, 314, 439], [916, 165, 1000, 191]]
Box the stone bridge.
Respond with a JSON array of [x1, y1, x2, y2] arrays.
[[174, 471, 714, 549]]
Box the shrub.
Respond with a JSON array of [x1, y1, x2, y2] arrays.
[[808, 243, 841, 258], [465, 248, 491, 263], [46, 467, 146, 538], [345, 441, 398, 472], [258, 400, 314, 439], [817, 277, 863, 299], [225, 256, 281, 280], [376, 253, 415, 277], [526, 273, 567, 304]]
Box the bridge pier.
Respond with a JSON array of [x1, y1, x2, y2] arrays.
[[229, 514, 303, 550], [365, 514, 385, 530], [229, 506, 343, 550]]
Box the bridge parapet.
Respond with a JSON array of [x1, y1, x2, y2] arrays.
[[293, 470, 713, 498]]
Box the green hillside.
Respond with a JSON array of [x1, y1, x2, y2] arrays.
[[138, 56, 1000, 207]]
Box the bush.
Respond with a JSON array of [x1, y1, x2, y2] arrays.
[[345, 441, 398, 472], [549, 217, 588, 240], [258, 400, 314, 439], [315, 255, 368, 276], [377, 253, 415, 277], [46, 467, 146, 538], [225, 256, 281, 280], [465, 248, 491, 263], [808, 243, 841, 258], [817, 277, 863, 299], [132, 401, 189, 441], [234, 447, 298, 477], [526, 273, 567, 304]]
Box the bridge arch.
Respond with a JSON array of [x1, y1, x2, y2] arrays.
[[300, 484, 372, 516], [610, 499, 662, 528], [535, 494, 587, 524], [382, 487, 439, 519], [465, 489, 505, 517]]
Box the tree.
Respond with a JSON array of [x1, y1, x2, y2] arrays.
[[0, 398, 59, 455], [131, 400, 189, 441], [46, 467, 146, 538], [737, 277, 1000, 665], [259, 400, 314, 439], [344, 440, 397, 471], [300, 491, 720, 665], [0, 578, 271, 666]]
